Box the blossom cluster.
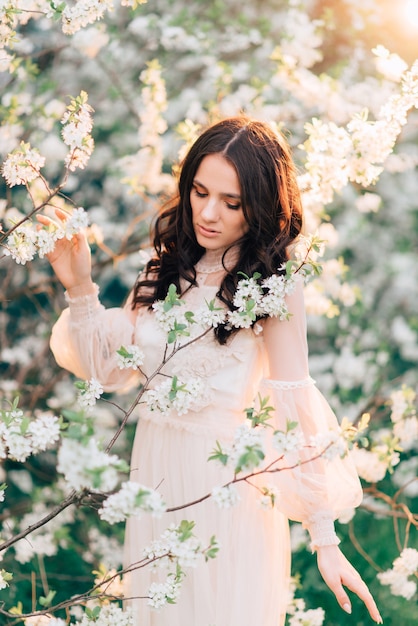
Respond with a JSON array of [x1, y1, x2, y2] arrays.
[[57, 437, 126, 492], [99, 480, 166, 524], [14, 501, 74, 564], [300, 58, 418, 209], [61, 0, 114, 36], [286, 575, 325, 626], [24, 616, 67, 626], [2, 142, 45, 187], [73, 604, 134, 626], [76, 377, 104, 408], [3, 207, 89, 265], [0, 403, 61, 464], [118, 58, 172, 195], [211, 484, 241, 509], [61, 91, 94, 171], [152, 271, 301, 342], [228, 271, 297, 329], [116, 345, 145, 370], [389, 386, 418, 452], [142, 520, 218, 609], [144, 376, 204, 416], [377, 548, 418, 600], [147, 573, 181, 610], [350, 424, 401, 484]]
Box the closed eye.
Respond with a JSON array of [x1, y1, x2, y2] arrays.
[[193, 188, 207, 198], [226, 201, 241, 210]]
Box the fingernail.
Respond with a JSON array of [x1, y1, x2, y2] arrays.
[[376, 615, 383, 624], [343, 602, 352, 614]]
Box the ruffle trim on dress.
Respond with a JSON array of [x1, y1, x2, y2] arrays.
[[261, 376, 316, 390]]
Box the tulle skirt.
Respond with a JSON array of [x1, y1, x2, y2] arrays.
[[124, 414, 291, 626]]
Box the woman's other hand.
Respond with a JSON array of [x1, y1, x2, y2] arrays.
[[316, 545, 383, 623], [37, 209, 95, 297]]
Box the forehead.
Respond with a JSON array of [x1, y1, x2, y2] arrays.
[[194, 154, 240, 194]]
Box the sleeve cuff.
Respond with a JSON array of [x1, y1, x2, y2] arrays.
[[304, 513, 340, 553], [64, 283, 102, 324]]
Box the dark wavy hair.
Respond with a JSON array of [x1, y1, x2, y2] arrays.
[[132, 116, 303, 343]]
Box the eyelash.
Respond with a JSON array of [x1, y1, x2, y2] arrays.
[[192, 188, 241, 210]]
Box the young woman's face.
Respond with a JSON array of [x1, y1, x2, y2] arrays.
[[190, 153, 248, 251]]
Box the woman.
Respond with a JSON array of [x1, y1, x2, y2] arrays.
[[45, 117, 382, 625]]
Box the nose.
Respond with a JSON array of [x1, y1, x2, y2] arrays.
[[200, 196, 219, 222]]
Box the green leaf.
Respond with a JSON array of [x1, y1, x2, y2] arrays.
[[208, 441, 229, 465], [39, 590, 56, 607], [177, 520, 195, 542]]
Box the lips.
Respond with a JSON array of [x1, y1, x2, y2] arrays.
[[196, 224, 220, 236]]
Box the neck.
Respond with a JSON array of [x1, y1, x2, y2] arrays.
[[196, 245, 240, 274]]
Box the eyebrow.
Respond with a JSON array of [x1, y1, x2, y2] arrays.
[[193, 178, 241, 200]]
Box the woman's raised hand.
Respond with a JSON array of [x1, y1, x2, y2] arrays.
[[37, 209, 95, 296], [316, 545, 383, 623]]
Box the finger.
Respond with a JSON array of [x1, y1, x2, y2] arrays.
[[36, 214, 51, 225], [54, 208, 69, 222], [342, 574, 383, 623], [324, 574, 353, 615]]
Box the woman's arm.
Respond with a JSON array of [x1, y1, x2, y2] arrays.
[[42, 210, 141, 391], [262, 280, 382, 623]]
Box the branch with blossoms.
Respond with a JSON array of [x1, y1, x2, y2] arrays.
[[0, 91, 94, 264]]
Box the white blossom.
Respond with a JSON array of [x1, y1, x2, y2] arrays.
[[151, 300, 188, 334], [211, 484, 241, 509], [61, 0, 114, 36], [36, 228, 57, 258], [4, 223, 38, 265], [259, 484, 280, 509], [227, 310, 254, 329], [61, 207, 90, 239], [194, 305, 226, 328], [25, 616, 66, 626], [14, 502, 74, 564], [272, 429, 305, 455], [77, 377, 104, 408], [232, 277, 263, 312], [116, 344, 145, 370], [142, 523, 207, 570], [355, 192, 382, 213], [310, 429, 347, 460], [2, 143, 45, 187], [99, 480, 166, 524], [378, 549, 418, 600], [148, 574, 181, 610], [350, 447, 388, 483], [0, 407, 60, 462], [393, 548, 418, 576], [74, 604, 133, 626], [288, 607, 325, 626], [57, 438, 122, 492], [144, 377, 204, 416], [228, 423, 266, 472]]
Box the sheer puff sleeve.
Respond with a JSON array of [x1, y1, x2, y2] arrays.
[[50, 284, 141, 393], [260, 279, 362, 550]]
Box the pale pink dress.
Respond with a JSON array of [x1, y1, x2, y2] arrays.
[[50, 253, 362, 626]]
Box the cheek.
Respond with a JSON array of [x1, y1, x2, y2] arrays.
[[238, 215, 249, 235]]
